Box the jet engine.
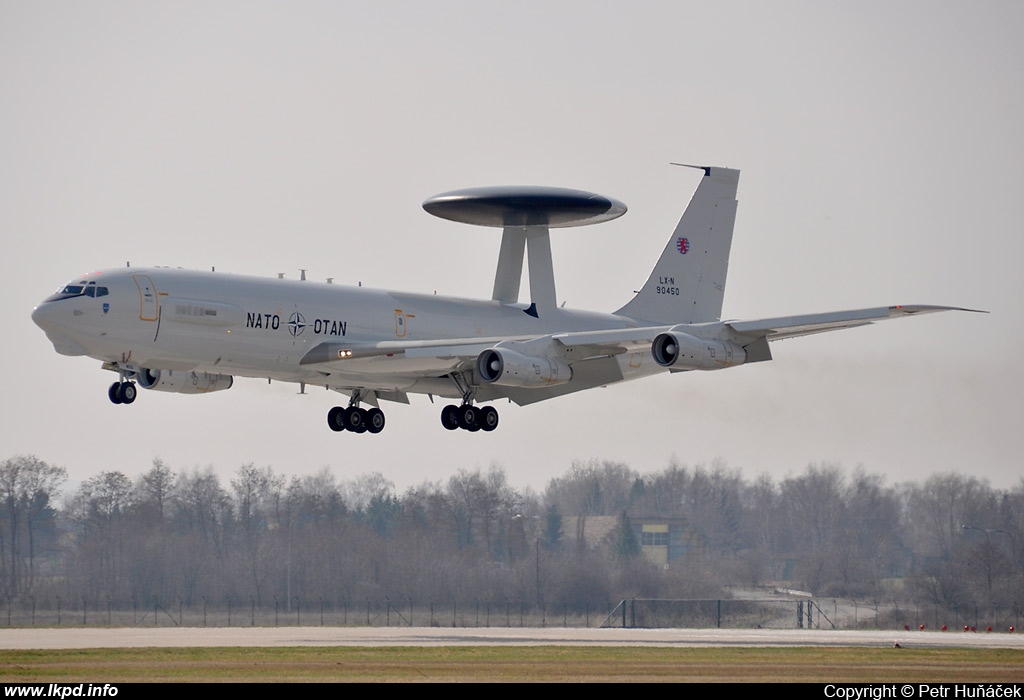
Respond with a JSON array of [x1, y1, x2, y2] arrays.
[[477, 348, 572, 389], [135, 368, 234, 394], [651, 332, 746, 370]]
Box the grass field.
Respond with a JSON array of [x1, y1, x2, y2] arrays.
[[1, 647, 1023, 682]]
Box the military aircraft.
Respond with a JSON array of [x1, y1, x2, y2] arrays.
[[31, 165, 976, 435]]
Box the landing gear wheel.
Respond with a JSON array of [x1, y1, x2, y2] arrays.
[[441, 404, 460, 431], [366, 408, 385, 434], [117, 382, 137, 404], [479, 405, 499, 431], [108, 382, 123, 405], [457, 405, 480, 432], [343, 406, 367, 433], [327, 406, 346, 432]]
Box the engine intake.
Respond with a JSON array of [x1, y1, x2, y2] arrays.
[[477, 348, 571, 388], [651, 332, 745, 370], [136, 368, 234, 394]]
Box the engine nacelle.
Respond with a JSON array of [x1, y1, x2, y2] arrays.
[[651, 332, 746, 370], [136, 368, 234, 394], [477, 348, 572, 389]]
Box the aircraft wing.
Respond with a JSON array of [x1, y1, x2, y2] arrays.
[[297, 304, 982, 405], [300, 305, 981, 372], [725, 304, 984, 342], [300, 305, 981, 371], [300, 327, 667, 373]]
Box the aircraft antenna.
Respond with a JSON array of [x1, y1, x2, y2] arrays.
[[300, 269, 307, 281], [422, 185, 625, 312], [278, 273, 285, 279], [326, 277, 333, 284]]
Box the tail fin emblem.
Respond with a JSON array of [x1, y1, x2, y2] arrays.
[[676, 237, 690, 255]]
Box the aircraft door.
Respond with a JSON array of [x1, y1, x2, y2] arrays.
[[394, 309, 415, 338], [133, 275, 158, 321]]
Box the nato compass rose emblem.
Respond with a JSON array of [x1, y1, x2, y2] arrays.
[[287, 311, 306, 337], [676, 237, 691, 255]]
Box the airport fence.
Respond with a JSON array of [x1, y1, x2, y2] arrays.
[[0, 597, 1019, 631]]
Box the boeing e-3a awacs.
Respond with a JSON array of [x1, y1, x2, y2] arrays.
[[31, 166, 976, 434]]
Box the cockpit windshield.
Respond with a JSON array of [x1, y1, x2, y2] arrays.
[[45, 280, 109, 302]]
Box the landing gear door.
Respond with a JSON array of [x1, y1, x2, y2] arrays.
[[133, 275, 158, 321]]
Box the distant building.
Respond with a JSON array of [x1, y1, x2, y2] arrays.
[[561, 514, 701, 567], [631, 516, 700, 566]]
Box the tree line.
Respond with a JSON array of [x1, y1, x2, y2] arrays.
[[0, 455, 1020, 626]]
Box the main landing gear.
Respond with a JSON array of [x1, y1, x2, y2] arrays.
[[438, 373, 499, 432], [324, 379, 499, 435], [440, 403, 499, 432], [108, 381, 137, 405], [327, 392, 386, 434]]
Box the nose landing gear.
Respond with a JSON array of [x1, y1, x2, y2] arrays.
[[108, 381, 137, 405]]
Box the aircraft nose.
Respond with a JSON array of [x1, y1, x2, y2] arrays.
[[31, 302, 57, 331], [32, 302, 89, 356]]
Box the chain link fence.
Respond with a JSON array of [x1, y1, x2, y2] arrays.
[[1, 597, 1020, 631]]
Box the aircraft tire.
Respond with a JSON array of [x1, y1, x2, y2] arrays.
[[458, 405, 480, 431], [108, 382, 123, 405], [479, 405, 499, 431], [327, 406, 346, 432], [344, 407, 367, 433], [366, 408, 385, 434], [351, 410, 368, 433], [118, 382, 137, 404], [441, 405, 460, 430]]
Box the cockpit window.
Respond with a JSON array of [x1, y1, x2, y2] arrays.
[[45, 281, 109, 302]]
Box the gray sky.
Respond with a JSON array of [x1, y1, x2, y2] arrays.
[[2, 1, 1021, 492]]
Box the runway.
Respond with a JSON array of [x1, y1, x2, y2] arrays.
[[1, 626, 1022, 650]]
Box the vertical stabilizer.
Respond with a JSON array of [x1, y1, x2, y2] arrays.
[[614, 166, 739, 324]]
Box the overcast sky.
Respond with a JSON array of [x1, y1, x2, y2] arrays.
[[2, 1, 1020, 493]]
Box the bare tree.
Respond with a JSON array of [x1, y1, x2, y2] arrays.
[[230, 463, 284, 605], [0, 455, 66, 597], [134, 458, 175, 528], [67, 471, 135, 602]]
